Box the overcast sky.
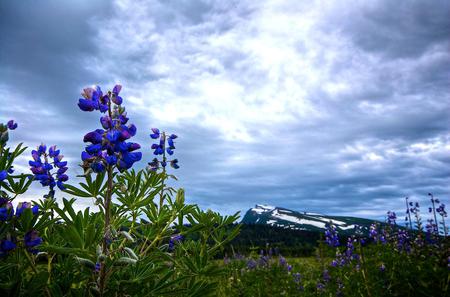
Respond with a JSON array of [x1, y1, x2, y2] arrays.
[[1, 0, 449, 222]]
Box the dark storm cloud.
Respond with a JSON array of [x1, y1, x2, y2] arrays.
[[0, 0, 449, 222], [329, 0, 450, 59]]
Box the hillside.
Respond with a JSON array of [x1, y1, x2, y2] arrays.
[[241, 204, 383, 236]]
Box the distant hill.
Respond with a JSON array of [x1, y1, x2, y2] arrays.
[[241, 204, 383, 236], [225, 223, 321, 257]]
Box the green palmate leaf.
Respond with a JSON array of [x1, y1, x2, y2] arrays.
[[116, 169, 163, 212], [0, 147, 10, 170], [63, 171, 108, 199], [63, 184, 92, 198], [42, 245, 90, 256], [63, 198, 78, 221], [5, 174, 33, 195], [9, 143, 27, 163], [0, 143, 26, 171]]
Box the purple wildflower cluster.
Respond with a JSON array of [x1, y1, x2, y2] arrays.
[[148, 129, 179, 171], [224, 248, 304, 290], [168, 234, 183, 251], [428, 193, 448, 235], [368, 223, 387, 244], [330, 237, 360, 269], [29, 144, 68, 191], [396, 229, 411, 252], [425, 219, 438, 242], [0, 200, 42, 256], [387, 211, 397, 226], [0, 200, 39, 221], [436, 203, 447, 218], [78, 85, 142, 173], [325, 224, 340, 247]]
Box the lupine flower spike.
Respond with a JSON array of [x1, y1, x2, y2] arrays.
[[148, 130, 179, 171], [325, 224, 339, 247], [29, 144, 68, 191], [79, 85, 141, 173], [387, 211, 397, 226]]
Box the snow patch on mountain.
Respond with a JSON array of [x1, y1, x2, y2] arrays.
[[251, 204, 276, 214]]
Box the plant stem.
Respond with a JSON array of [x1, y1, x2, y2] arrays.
[[99, 165, 113, 296], [441, 215, 447, 237], [99, 98, 114, 296], [159, 132, 166, 213], [430, 194, 439, 235], [141, 211, 177, 255], [405, 197, 413, 230]]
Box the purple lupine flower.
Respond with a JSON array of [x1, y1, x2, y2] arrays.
[[425, 219, 438, 236], [247, 259, 257, 270], [258, 253, 270, 267], [170, 159, 179, 169], [24, 230, 42, 253], [325, 224, 339, 247], [279, 256, 287, 267], [345, 238, 355, 258], [79, 85, 141, 173], [436, 204, 447, 217], [0, 170, 7, 181], [6, 120, 18, 130], [15, 202, 39, 217], [293, 272, 301, 283], [150, 128, 160, 139], [78, 86, 106, 112], [387, 211, 397, 225], [397, 229, 410, 252], [369, 223, 377, 238], [168, 234, 183, 251], [147, 158, 159, 171], [287, 264, 292, 272], [322, 270, 331, 283], [1, 239, 16, 252], [380, 263, 386, 272], [316, 282, 325, 291], [409, 202, 420, 215], [94, 262, 101, 272], [29, 145, 68, 191], [233, 253, 245, 260], [149, 130, 179, 171], [0, 200, 14, 221]]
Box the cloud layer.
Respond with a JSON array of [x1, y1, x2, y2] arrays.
[[1, 0, 449, 222]]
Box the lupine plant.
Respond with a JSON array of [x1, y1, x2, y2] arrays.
[[0, 86, 240, 296]]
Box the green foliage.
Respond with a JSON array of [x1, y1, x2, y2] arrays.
[[215, 232, 449, 297], [0, 138, 240, 296]]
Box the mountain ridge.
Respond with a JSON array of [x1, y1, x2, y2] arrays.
[[241, 204, 382, 235]]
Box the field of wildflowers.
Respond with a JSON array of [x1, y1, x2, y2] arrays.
[[0, 85, 448, 296], [218, 203, 449, 296]]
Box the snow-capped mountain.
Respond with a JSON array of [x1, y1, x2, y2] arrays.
[[241, 205, 380, 235]]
